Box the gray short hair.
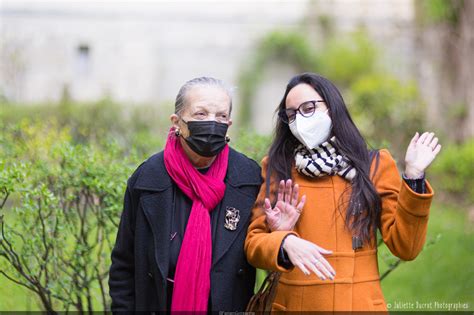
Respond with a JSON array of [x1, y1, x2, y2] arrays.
[[174, 76, 234, 115]]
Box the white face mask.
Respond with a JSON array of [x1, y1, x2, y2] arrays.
[[289, 109, 332, 149]]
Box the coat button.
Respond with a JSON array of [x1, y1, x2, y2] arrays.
[[148, 272, 153, 279], [237, 268, 245, 276]]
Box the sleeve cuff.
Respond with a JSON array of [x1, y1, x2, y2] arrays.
[[402, 173, 427, 194], [277, 234, 294, 269], [398, 179, 434, 217], [270, 231, 299, 272]]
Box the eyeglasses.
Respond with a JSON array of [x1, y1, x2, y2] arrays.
[[278, 100, 326, 124]]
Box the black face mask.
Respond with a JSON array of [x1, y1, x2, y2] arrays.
[[181, 119, 229, 157]]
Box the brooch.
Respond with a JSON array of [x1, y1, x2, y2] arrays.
[[224, 207, 240, 231]]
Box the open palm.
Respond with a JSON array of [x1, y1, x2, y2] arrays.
[[405, 131, 442, 178], [264, 179, 306, 231]]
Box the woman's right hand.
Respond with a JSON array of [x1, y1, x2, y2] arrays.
[[282, 235, 336, 280]]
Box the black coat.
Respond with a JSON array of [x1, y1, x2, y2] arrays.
[[108, 147, 262, 312]]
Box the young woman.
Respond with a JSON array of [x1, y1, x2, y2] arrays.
[[245, 73, 441, 311]]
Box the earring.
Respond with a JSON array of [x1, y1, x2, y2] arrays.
[[175, 128, 181, 137], [225, 135, 231, 143]]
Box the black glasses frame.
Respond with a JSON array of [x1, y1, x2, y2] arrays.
[[278, 100, 326, 124]]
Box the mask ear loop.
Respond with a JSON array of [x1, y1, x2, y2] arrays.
[[174, 116, 189, 137], [178, 116, 189, 125]]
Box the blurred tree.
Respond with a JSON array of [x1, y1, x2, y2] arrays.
[[0, 34, 28, 102], [414, 0, 474, 142]]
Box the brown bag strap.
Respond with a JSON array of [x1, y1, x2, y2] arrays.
[[246, 271, 281, 313], [264, 271, 281, 312]]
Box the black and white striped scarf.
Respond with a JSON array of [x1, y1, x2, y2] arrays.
[[294, 136, 357, 181]]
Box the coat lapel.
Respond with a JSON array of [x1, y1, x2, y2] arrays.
[[134, 152, 173, 282], [141, 191, 172, 281]]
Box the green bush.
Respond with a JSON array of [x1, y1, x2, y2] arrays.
[[0, 99, 168, 159], [418, 0, 462, 25], [431, 139, 474, 203], [317, 30, 379, 86], [348, 73, 424, 154], [0, 121, 139, 311], [232, 129, 271, 163]]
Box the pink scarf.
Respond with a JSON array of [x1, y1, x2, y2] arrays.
[[163, 129, 229, 311]]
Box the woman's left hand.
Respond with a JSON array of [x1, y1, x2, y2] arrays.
[[404, 131, 442, 178], [264, 179, 306, 232]]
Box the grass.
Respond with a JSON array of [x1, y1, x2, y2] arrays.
[[379, 202, 474, 311], [1, 202, 473, 311], [0, 281, 41, 311]]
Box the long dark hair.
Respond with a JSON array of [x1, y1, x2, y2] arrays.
[[267, 72, 382, 245]]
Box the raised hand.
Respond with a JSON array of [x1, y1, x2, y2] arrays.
[[404, 131, 442, 178], [264, 179, 306, 231]]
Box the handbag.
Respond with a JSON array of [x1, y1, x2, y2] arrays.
[[245, 271, 281, 313]]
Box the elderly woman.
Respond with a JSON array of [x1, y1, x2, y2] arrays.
[[245, 73, 441, 311], [109, 77, 262, 312]]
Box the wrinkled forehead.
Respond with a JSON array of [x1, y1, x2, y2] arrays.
[[182, 85, 231, 114]]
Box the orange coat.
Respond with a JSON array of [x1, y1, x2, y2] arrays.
[[245, 149, 434, 311]]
